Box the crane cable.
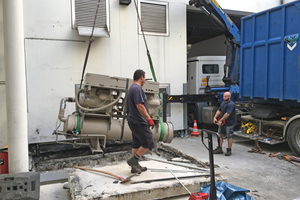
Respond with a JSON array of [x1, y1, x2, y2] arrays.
[[133, 0, 165, 141], [76, 0, 101, 135]]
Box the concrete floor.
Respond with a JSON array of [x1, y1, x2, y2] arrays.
[[40, 135, 300, 200], [68, 160, 224, 200]]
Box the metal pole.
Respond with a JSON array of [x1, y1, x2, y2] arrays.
[[208, 133, 216, 200], [3, 0, 29, 173], [169, 169, 191, 195], [146, 157, 209, 171]]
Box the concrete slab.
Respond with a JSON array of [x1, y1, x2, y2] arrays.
[[40, 182, 71, 200], [69, 158, 226, 200], [38, 135, 300, 200]]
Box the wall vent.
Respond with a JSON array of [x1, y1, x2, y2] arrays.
[[139, 1, 169, 36], [72, 0, 110, 37]]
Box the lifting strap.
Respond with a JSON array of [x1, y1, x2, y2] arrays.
[[269, 152, 300, 167], [133, 0, 165, 141], [76, 0, 101, 135]]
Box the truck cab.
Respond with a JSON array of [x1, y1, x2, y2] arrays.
[[187, 56, 225, 127]]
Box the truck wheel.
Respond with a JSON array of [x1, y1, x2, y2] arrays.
[[287, 119, 300, 156], [188, 106, 198, 127]]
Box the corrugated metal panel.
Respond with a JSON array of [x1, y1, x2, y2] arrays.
[[240, 1, 300, 102], [141, 2, 166, 33], [74, 0, 109, 37]]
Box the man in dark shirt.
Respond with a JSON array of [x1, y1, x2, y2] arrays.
[[213, 91, 236, 156], [126, 69, 155, 174]]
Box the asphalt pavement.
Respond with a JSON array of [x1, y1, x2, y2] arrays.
[[165, 134, 299, 200]]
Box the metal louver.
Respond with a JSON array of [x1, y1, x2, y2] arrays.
[[74, 0, 110, 37], [140, 2, 168, 35]]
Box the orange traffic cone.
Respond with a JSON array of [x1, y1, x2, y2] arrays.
[[191, 120, 200, 137]]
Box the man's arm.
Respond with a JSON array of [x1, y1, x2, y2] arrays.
[[220, 113, 231, 122], [136, 103, 151, 120], [213, 110, 221, 123], [136, 103, 154, 127]]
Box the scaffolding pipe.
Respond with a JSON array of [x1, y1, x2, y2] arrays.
[[3, 0, 29, 173]]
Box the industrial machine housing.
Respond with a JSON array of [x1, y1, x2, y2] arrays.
[[55, 73, 174, 153]]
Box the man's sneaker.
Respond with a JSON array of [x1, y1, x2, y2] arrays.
[[127, 157, 142, 174], [131, 163, 147, 173], [212, 147, 223, 154], [225, 148, 232, 156]]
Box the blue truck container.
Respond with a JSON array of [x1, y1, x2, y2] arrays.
[[188, 0, 300, 156], [240, 1, 300, 102]]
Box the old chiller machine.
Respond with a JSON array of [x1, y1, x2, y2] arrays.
[[54, 73, 174, 153]]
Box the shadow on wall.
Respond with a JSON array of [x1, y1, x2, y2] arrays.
[[187, 35, 227, 58]]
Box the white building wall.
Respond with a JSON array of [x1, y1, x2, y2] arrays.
[[217, 0, 281, 13], [284, 0, 297, 4], [0, 0, 187, 145]]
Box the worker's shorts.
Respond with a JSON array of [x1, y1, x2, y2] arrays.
[[218, 124, 235, 139], [128, 121, 155, 149]]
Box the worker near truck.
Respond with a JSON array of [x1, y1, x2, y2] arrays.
[[126, 69, 155, 174], [213, 91, 236, 156]]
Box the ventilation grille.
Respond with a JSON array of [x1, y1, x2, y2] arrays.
[[141, 2, 167, 34], [74, 0, 109, 37]]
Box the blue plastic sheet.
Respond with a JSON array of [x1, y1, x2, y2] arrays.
[[199, 182, 254, 200]]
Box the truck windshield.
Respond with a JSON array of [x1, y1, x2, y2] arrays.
[[202, 64, 219, 74]]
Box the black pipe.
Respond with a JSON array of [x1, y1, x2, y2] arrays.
[[163, 93, 167, 122], [120, 78, 129, 140]]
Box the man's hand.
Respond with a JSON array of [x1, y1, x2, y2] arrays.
[[147, 118, 154, 127], [213, 117, 218, 124], [217, 120, 223, 126]]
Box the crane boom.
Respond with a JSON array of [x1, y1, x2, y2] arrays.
[[189, 0, 240, 43], [189, 0, 241, 87]]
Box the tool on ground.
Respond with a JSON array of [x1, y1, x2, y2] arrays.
[[148, 168, 203, 173], [169, 169, 191, 195], [131, 174, 211, 184], [145, 157, 209, 171], [201, 129, 220, 200], [73, 166, 134, 183]]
